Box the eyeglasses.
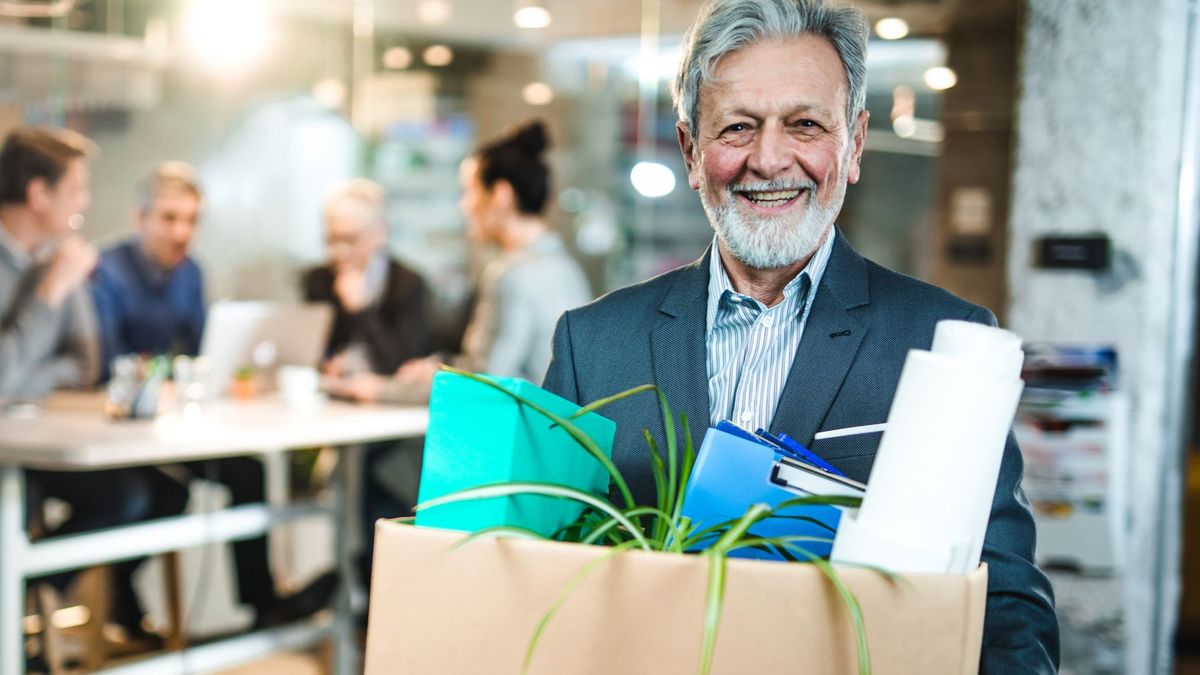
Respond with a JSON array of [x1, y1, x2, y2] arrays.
[[325, 231, 366, 247]]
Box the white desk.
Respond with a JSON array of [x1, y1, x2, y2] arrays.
[[0, 393, 428, 675]]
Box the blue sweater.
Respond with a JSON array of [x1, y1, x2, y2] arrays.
[[91, 240, 206, 381]]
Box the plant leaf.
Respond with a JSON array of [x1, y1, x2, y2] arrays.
[[447, 525, 548, 552], [568, 384, 659, 418], [753, 538, 872, 675], [521, 540, 643, 674], [773, 494, 864, 510], [699, 550, 727, 675], [654, 388, 679, 535], [693, 503, 774, 675], [578, 506, 685, 549], [439, 365, 638, 510], [642, 428, 669, 543], [415, 481, 653, 551], [671, 411, 698, 530]]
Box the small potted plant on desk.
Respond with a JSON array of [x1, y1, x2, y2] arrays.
[[230, 366, 258, 401]]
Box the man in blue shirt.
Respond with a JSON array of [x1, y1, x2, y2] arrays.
[[91, 163, 335, 631], [91, 161, 205, 379]]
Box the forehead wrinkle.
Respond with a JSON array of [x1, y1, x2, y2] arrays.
[[696, 35, 852, 129], [714, 99, 837, 122]]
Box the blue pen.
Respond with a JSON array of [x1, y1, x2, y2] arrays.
[[716, 420, 777, 448], [755, 428, 847, 478]]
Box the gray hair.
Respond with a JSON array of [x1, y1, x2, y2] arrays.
[[135, 161, 202, 210], [323, 178, 386, 230], [672, 0, 869, 138]]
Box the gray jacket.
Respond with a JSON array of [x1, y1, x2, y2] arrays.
[[543, 229, 1059, 674], [0, 231, 99, 401], [462, 233, 590, 383]]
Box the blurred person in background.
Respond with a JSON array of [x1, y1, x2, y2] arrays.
[[335, 120, 592, 405], [304, 178, 434, 591], [0, 126, 168, 651], [305, 178, 435, 391], [90, 161, 338, 632], [432, 119, 590, 383], [0, 128, 97, 400], [91, 162, 205, 380]]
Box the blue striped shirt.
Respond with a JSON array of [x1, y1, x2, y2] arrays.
[[705, 232, 835, 429]]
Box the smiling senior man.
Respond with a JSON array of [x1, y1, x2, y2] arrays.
[[542, 0, 1058, 671]]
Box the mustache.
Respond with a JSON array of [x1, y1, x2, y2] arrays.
[[728, 179, 816, 194]]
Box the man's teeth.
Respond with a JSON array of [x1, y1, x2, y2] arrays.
[[743, 190, 801, 203]]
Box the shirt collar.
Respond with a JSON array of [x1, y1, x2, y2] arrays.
[[364, 250, 389, 304], [125, 240, 175, 288], [705, 227, 836, 332]]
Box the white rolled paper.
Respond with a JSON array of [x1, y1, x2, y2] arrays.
[[831, 320, 1024, 575], [931, 320, 1024, 380]]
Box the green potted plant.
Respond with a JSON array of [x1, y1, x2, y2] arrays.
[[230, 365, 257, 400], [414, 366, 887, 675]]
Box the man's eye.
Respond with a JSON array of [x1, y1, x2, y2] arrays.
[[724, 123, 751, 134]]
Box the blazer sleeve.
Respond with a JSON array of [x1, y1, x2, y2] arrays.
[[966, 305, 1060, 674], [542, 310, 580, 404]]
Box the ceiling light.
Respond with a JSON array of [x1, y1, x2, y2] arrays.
[[630, 161, 676, 198], [184, 0, 273, 76], [513, 1, 551, 29], [423, 44, 454, 67], [522, 82, 554, 106], [383, 46, 413, 70], [874, 17, 909, 41], [923, 66, 958, 90], [417, 0, 452, 26]]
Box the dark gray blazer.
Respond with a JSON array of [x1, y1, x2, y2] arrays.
[[543, 230, 1059, 673]]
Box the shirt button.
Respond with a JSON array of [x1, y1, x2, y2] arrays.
[[761, 315, 775, 327], [739, 410, 752, 423]]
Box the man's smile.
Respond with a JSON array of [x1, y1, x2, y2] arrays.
[[733, 187, 809, 212]]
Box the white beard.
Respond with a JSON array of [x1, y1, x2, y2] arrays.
[[698, 175, 846, 271]]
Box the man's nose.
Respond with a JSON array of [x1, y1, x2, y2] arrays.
[[746, 123, 792, 178]]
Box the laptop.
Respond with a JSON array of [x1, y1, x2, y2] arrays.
[[199, 301, 334, 396]]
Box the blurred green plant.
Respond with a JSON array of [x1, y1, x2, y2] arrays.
[[415, 365, 885, 675]]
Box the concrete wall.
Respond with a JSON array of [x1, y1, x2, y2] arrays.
[[1009, 1, 1195, 672]]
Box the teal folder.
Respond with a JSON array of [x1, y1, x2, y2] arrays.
[[414, 371, 616, 537]]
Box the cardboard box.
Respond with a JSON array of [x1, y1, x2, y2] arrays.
[[415, 372, 616, 537], [365, 521, 987, 675]]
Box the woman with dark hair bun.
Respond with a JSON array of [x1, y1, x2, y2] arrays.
[[452, 120, 592, 382], [336, 121, 591, 397]]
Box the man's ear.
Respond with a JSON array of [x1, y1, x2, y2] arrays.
[[25, 177, 50, 212], [130, 207, 147, 233], [676, 121, 701, 191], [847, 110, 869, 185]]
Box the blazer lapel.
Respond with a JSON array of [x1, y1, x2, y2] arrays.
[[650, 249, 712, 452], [770, 230, 871, 446]]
